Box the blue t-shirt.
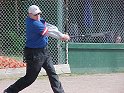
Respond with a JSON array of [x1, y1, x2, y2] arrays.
[[25, 17, 48, 48]]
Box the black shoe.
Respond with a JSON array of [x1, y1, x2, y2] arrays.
[[3, 89, 12, 93], [3, 89, 7, 93]]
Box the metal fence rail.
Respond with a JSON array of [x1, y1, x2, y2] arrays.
[[1, 0, 124, 64]]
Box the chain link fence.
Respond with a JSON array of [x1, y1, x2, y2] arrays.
[[68, 0, 124, 43], [1, 0, 124, 64], [1, 0, 66, 64]]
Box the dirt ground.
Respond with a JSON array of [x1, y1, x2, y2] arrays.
[[0, 73, 124, 93]]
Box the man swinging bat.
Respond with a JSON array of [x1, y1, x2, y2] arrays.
[[3, 5, 70, 93]]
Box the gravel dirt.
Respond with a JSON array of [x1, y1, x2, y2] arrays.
[[0, 73, 124, 93]]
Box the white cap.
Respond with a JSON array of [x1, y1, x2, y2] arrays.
[[28, 5, 41, 15]]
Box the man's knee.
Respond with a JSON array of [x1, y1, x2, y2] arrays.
[[24, 73, 38, 85]]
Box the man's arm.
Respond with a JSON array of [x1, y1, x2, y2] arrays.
[[46, 23, 70, 41]]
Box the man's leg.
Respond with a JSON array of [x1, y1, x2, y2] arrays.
[[43, 57, 65, 93], [4, 61, 42, 93]]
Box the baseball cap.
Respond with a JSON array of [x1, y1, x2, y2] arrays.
[[28, 5, 41, 15]]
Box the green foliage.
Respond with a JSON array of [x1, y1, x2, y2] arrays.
[[3, 30, 25, 55], [9, 31, 24, 50]]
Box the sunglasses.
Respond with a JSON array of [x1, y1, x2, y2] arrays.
[[34, 13, 41, 16]]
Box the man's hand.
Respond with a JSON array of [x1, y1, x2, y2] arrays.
[[60, 34, 70, 41]]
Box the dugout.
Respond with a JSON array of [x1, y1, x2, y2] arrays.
[[66, 0, 124, 73], [68, 43, 124, 73]]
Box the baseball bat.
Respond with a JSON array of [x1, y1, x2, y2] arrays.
[[70, 32, 109, 38]]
